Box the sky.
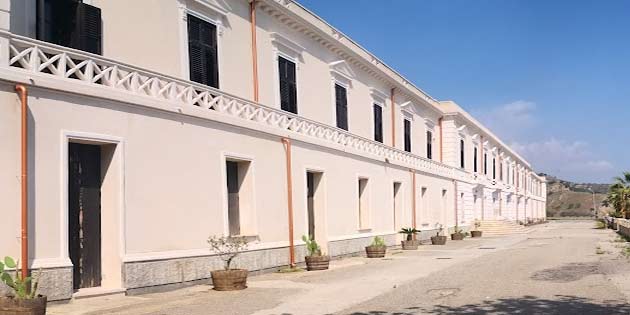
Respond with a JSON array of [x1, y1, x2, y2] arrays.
[[297, 0, 630, 184]]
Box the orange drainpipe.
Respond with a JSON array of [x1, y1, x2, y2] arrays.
[[411, 170, 416, 230], [390, 88, 395, 147], [15, 85, 28, 279], [438, 117, 443, 162], [281, 138, 295, 267], [249, 0, 259, 103]]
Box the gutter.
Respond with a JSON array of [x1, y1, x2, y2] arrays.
[[15, 84, 29, 279]]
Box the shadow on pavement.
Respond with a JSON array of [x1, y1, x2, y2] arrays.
[[344, 295, 630, 315]]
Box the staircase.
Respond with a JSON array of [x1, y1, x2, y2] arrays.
[[478, 220, 532, 236]]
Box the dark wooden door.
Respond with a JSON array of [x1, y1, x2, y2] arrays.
[[69, 143, 102, 289]]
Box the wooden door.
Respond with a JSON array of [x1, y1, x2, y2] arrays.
[[69, 143, 102, 289]]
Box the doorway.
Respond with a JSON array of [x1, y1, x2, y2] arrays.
[[306, 171, 325, 250], [68, 143, 102, 290]]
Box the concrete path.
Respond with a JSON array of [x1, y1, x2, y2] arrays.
[[48, 220, 630, 315]]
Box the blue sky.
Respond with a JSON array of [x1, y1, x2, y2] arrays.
[[297, 0, 630, 183]]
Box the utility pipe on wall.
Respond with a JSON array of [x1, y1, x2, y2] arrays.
[[390, 88, 395, 147], [15, 84, 28, 279], [453, 180, 458, 226], [249, 0, 259, 102], [281, 138, 295, 267], [411, 170, 416, 230]]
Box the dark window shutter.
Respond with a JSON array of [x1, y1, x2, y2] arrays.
[[335, 84, 348, 130], [427, 131, 433, 160], [279, 57, 297, 114], [404, 119, 411, 152], [460, 140, 465, 168], [37, 0, 79, 48], [75, 3, 102, 55], [474, 147, 478, 172], [188, 15, 219, 88], [373, 104, 383, 143]]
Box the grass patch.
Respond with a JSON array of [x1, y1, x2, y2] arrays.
[[596, 246, 606, 255], [277, 266, 304, 273], [595, 220, 606, 229], [621, 246, 630, 259]]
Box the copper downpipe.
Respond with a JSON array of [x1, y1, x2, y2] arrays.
[[411, 170, 416, 230], [438, 117, 443, 162], [390, 88, 395, 147], [249, 0, 259, 102], [281, 138, 296, 267], [15, 84, 28, 279]]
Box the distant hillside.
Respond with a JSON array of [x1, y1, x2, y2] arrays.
[[541, 174, 612, 218]]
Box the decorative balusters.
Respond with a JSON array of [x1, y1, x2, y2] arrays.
[[4, 33, 471, 182]]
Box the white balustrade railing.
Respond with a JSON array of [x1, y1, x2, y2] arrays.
[[3, 32, 473, 182]]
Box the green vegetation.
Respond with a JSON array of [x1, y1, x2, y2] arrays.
[[370, 236, 385, 247], [604, 172, 630, 219], [595, 220, 606, 229], [302, 235, 322, 256], [0, 256, 40, 299]]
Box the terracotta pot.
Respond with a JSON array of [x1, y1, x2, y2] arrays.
[[471, 230, 483, 238], [451, 233, 465, 241], [431, 236, 447, 245], [0, 296, 47, 315], [305, 255, 330, 271], [401, 240, 419, 250], [365, 245, 387, 258], [211, 269, 248, 291]]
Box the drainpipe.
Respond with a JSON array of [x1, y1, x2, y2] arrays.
[[281, 138, 295, 267], [453, 180, 458, 226], [411, 170, 416, 231], [438, 117, 443, 163], [390, 88, 395, 147], [15, 84, 28, 279], [249, 0, 259, 103]]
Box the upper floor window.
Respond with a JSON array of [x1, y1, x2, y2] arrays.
[[279, 57, 298, 114], [335, 84, 348, 130], [484, 153, 488, 175], [188, 14, 219, 88], [37, 0, 102, 55], [426, 131, 433, 160], [500, 162, 503, 181], [492, 158, 496, 179], [473, 147, 478, 172], [404, 119, 412, 152], [373, 104, 383, 143], [460, 139, 465, 169]]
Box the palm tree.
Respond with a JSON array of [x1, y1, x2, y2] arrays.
[[607, 172, 630, 218]]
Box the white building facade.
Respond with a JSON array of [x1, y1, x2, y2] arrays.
[[0, 0, 546, 300]]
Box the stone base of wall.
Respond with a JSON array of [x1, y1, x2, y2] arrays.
[[0, 267, 73, 302], [328, 234, 397, 257]]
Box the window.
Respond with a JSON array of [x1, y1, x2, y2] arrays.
[[404, 119, 412, 152], [279, 57, 298, 114], [335, 84, 348, 130], [500, 162, 503, 181], [37, 0, 102, 54], [473, 147, 478, 172], [492, 158, 496, 179], [358, 178, 370, 229], [460, 139, 465, 169], [225, 159, 254, 236], [484, 153, 488, 175], [426, 131, 433, 160], [188, 14, 219, 88], [373, 104, 383, 143]]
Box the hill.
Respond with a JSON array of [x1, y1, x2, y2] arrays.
[[541, 174, 611, 218]]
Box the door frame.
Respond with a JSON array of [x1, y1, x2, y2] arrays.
[[61, 131, 125, 289]]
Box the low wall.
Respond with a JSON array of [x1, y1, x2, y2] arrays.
[[617, 218, 630, 238]]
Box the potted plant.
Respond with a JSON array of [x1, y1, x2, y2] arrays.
[[471, 220, 483, 238], [399, 227, 420, 250], [451, 226, 465, 241], [208, 236, 249, 291], [430, 224, 447, 245], [365, 236, 387, 258], [302, 235, 330, 271], [0, 256, 46, 315]]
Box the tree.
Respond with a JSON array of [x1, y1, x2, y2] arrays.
[[606, 172, 630, 218]]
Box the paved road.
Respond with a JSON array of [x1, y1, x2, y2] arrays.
[[50, 220, 630, 315]]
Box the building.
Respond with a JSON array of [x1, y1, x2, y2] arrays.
[[0, 0, 546, 300]]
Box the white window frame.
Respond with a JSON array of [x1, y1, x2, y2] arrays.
[[271, 32, 304, 111], [220, 151, 258, 237]]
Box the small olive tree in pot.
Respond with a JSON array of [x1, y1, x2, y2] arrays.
[[365, 236, 387, 258], [399, 228, 420, 250], [471, 220, 483, 238], [303, 235, 330, 271], [0, 256, 46, 315], [430, 223, 447, 245], [208, 236, 249, 291]]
